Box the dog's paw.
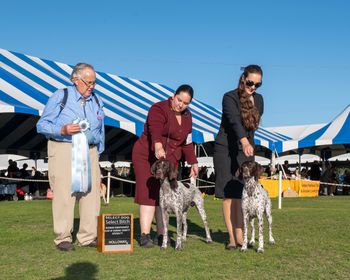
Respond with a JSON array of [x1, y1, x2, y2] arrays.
[[248, 241, 255, 248], [160, 245, 167, 250], [257, 247, 264, 253], [175, 242, 183, 251], [206, 237, 213, 243], [240, 247, 248, 252], [269, 239, 275, 245]]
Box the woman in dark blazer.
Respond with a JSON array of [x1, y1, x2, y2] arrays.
[[214, 65, 264, 250]]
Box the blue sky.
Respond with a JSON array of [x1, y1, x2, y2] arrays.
[[1, 0, 349, 127]]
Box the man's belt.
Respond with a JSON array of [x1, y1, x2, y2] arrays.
[[49, 138, 96, 148]]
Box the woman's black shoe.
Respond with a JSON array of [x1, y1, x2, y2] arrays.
[[140, 233, 154, 248], [225, 243, 237, 250]]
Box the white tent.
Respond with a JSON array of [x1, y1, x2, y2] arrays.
[[185, 157, 214, 177], [0, 154, 28, 170], [275, 154, 321, 165], [255, 155, 270, 166], [328, 153, 350, 162], [15, 158, 48, 172], [186, 156, 271, 167], [184, 157, 212, 167], [99, 161, 131, 168], [196, 157, 213, 167]]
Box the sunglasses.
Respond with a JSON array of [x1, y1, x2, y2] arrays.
[[245, 79, 262, 89]]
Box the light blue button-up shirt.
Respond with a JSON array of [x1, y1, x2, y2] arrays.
[[37, 86, 105, 154]]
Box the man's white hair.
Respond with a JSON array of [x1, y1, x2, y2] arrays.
[[70, 63, 95, 81]]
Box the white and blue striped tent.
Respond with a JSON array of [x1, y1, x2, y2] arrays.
[[260, 104, 350, 155], [254, 127, 293, 154], [0, 48, 291, 158], [0, 49, 224, 158], [298, 104, 350, 150]]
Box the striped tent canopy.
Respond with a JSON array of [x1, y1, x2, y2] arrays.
[[298, 105, 350, 149], [0, 48, 222, 159], [260, 104, 350, 155], [254, 127, 293, 154], [0, 48, 296, 158], [299, 105, 350, 148]]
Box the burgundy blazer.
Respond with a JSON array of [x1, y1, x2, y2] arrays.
[[137, 98, 197, 165]]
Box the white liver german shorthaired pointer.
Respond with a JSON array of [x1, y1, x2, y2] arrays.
[[237, 161, 275, 253], [151, 159, 212, 250]]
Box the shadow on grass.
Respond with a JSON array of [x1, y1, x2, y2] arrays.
[[51, 262, 98, 280], [133, 215, 228, 248], [167, 217, 227, 245], [72, 215, 227, 249]]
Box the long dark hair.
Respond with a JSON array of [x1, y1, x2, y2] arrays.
[[237, 65, 263, 131]]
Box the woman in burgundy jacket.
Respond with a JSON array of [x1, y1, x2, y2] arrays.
[[132, 84, 198, 248]]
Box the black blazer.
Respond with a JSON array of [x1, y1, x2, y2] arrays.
[[215, 89, 264, 150]]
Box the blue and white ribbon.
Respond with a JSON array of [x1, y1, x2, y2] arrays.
[[71, 118, 92, 194]]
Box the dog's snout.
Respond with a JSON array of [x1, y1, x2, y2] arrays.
[[242, 166, 250, 176], [155, 170, 162, 176], [153, 168, 163, 179]]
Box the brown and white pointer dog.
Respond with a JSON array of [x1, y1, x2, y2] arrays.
[[236, 161, 275, 253], [151, 159, 212, 250]]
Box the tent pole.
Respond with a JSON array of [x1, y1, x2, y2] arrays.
[[274, 149, 287, 179], [200, 144, 208, 157], [106, 171, 111, 204], [322, 152, 326, 171], [194, 144, 199, 188], [278, 171, 282, 209]]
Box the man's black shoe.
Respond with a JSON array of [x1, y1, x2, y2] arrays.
[[84, 240, 97, 248], [78, 239, 97, 248], [56, 241, 74, 252]]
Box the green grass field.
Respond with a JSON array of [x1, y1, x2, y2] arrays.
[[0, 196, 349, 280]]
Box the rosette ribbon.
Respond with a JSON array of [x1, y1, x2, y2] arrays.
[[71, 118, 92, 193]]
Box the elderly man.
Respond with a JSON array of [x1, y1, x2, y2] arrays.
[[37, 63, 105, 251]]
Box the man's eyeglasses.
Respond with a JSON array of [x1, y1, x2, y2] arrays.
[[80, 78, 96, 87], [245, 79, 262, 89]]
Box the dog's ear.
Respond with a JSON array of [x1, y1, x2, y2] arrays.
[[150, 161, 158, 175], [168, 161, 178, 181], [167, 161, 178, 189], [235, 166, 242, 179], [254, 162, 263, 180]]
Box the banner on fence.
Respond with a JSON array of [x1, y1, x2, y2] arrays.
[[259, 179, 320, 198]]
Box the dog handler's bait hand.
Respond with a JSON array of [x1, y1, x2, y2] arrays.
[[154, 142, 166, 159], [241, 137, 254, 157]]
